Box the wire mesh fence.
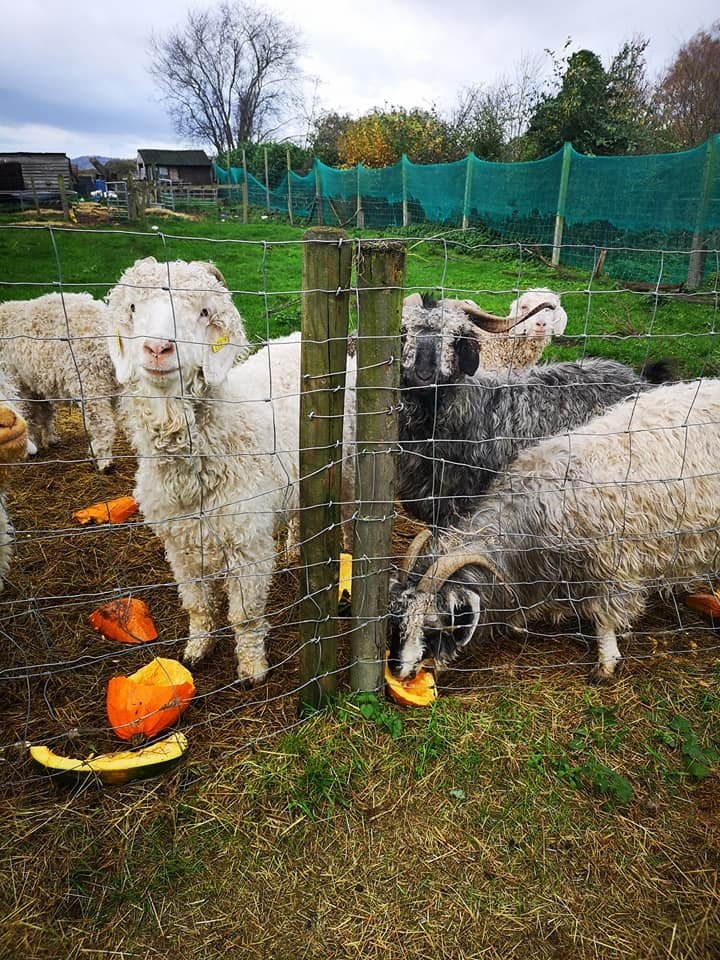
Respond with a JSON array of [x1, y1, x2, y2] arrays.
[[0, 222, 719, 798]]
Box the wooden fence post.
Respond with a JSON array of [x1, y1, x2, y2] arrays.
[[57, 175, 69, 221], [264, 146, 270, 212], [356, 163, 365, 229], [314, 160, 324, 225], [350, 239, 405, 693], [401, 154, 409, 227], [241, 147, 249, 224], [298, 227, 352, 711], [286, 147, 294, 226], [29, 176, 40, 213], [551, 142, 573, 266], [687, 134, 719, 291], [462, 153, 475, 230]]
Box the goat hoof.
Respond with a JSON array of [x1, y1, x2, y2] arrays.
[[588, 661, 620, 685]]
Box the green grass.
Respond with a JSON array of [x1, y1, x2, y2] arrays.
[[1, 213, 718, 374], [4, 663, 720, 959]]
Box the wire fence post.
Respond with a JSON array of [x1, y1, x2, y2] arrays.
[[350, 239, 405, 693], [687, 134, 719, 291], [298, 227, 352, 711], [314, 159, 324, 225], [356, 163, 365, 229], [551, 142, 573, 266]]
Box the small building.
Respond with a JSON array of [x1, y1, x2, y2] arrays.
[[136, 149, 213, 186], [0, 152, 72, 192]]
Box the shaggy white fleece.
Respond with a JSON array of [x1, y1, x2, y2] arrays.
[[0, 292, 118, 470], [106, 257, 302, 683]]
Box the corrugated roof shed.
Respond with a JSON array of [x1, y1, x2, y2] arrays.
[[137, 149, 211, 165]]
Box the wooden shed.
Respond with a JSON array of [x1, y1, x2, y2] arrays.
[[136, 149, 213, 186], [0, 152, 72, 191]]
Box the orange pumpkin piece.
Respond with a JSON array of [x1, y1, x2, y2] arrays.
[[89, 597, 158, 645], [107, 657, 196, 741], [384, 653, 438, 707], [685, 592, 720, 619], [73, 495, 139, 525]]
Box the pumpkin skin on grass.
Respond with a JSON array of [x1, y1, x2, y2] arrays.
[[107, 657, 195, 741], [73, 495, 139, 525], [384, 654, 438, 707], [685, 592, 720, 619], [30, 732, 188, 787]]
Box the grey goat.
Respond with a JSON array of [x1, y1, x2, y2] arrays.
[[398, 294, 668, 528]]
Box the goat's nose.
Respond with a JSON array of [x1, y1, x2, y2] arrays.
[[143, 339, 174, 360]]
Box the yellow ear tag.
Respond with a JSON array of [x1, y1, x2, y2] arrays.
[[115, 330, 123, 353], [212, 334, 229, 354]]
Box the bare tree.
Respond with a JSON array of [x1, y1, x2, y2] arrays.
[[149, 2, 302, 156], [654, 21, 720, 148]]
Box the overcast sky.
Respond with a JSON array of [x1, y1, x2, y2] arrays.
[[1, 0, 717, 160]]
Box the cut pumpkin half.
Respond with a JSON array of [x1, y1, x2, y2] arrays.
[[384, 653, 438, 707], [30, 732, 188, 787], [107, 657, 195, 741]]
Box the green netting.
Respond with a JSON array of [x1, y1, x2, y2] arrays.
[[214, 135, 720, 283]]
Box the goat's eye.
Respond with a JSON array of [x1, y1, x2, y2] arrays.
[[130, 303, 135, 313], [200, 307, 209, 318]]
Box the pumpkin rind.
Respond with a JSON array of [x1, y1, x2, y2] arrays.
[[89, 597, 158, 645], [685, 593, 720, 618], [107, 657, 195, 741], [338, 552, 352, 615], [384, 655, 438, 707], [30, 732, 188, 786], [73, 495, 139, 525]]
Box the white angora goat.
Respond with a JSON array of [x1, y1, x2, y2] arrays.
[[106, 256, 299, 684], [0, 293, 118, 470]]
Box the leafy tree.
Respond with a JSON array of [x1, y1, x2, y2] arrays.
[[523, 39, 656, 157], [308, 111, 354, 167], [220, 141, 312, 186], [654, 21, 720, 148], [149, 1, 302, 156], [337, 107, 453, 168]]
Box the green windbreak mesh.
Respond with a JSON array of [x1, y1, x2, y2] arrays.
[[214, 135, 720, 283]]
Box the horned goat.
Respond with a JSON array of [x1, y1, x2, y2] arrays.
[[398, 293, 666, 528], [0, 293, 118, 470], [106, 256, 300, 684], [389, 377, 720, 684]]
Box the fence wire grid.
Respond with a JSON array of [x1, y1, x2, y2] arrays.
[[0, 224, 719, 794]]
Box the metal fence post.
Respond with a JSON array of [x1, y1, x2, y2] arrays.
[[687, 134, 719, 291]]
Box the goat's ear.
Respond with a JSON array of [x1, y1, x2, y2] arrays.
[[552, 303, 568, 336], [107, 326, 134, 384], [201, 262, 228, 289], [201, 320, 243, 385], [447, 588, 482, 650], [456, 334, 480, 376]]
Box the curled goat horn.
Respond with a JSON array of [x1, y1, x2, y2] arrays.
[[416, 552, 506, 593], [398, 528, 433, 582], [458, 300, 514, 332]]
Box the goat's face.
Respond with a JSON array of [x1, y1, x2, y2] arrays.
[[401, 297, 480, 390], [388, 575, 484, 679], [509, 288, 567, 339], [107, 257, 247, 392]]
